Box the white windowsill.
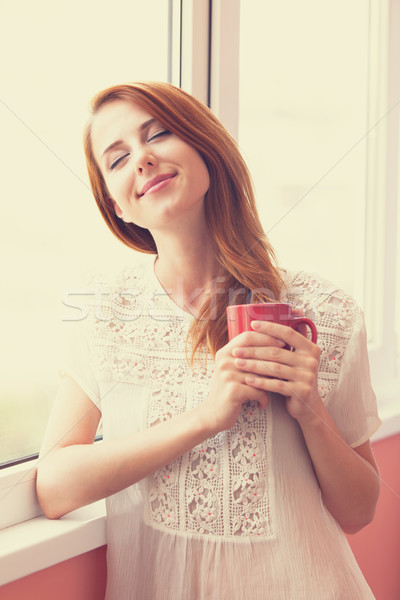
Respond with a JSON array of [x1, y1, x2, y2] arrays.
[[371, 379, 400, 441], [372, 402, 400, 441], [0, 400, 399, 588]]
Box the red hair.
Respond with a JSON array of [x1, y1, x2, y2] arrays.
[[83, 82, 283, 361]]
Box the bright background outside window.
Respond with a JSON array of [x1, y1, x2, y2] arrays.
[[0, 0, 170, 464], [238, 0, 369, 305]]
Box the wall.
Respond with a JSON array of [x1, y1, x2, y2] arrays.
[[347, 433, 400, 600], [0, 546, 107, 600], [0, 435, 399, 600]]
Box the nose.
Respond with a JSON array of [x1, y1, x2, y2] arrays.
[[135, 146, 157, 174]]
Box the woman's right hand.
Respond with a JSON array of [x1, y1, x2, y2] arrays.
[[201, 330, 283, 435]]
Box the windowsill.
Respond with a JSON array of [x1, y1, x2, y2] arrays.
[[0, 499, 106, 586], [372, 403, 400, 441], [371, 380, 400, 442], [0, 399, 399, 588]]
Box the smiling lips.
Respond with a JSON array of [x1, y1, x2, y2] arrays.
[[139, 173, 176, 197]]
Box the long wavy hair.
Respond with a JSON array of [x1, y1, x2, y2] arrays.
[[83, 81, 283, 362]]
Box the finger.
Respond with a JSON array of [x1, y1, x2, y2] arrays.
[[233, 344, 295, 364], [229, 331, 286, 353], [241, 383, 270, 409], [294, 322, 308, 338], [233, 342, 310, 369], [251, 320, 317, 353], [291, 310, 308, 339], [235, 353, 318, 383], [245, 374, 300, 399], [242, 330, 287, 347], [257, 392, 270, 411], [235, 357, 292, 381], [245, 374, 315, 404]]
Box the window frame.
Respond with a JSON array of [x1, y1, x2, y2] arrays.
[[364, 0, 400, 413]]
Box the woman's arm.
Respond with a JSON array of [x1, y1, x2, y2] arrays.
[[296, 407, 379, 534], [234, 320, 381, 534], [37, 333, 275, 519], [37, 375, 211, 518]]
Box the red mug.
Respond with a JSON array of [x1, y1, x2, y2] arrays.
[[226, 302, 318, 346]]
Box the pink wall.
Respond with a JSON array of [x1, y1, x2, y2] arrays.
[[347, 433, 400, 600], [0, 546, 107, 600], [0, 434, 399, 600]]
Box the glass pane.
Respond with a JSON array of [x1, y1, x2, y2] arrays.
[[239, 0, 369, 304], [0, 0, 170, 464]]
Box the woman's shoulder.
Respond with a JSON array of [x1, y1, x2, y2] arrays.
[[82, 254, 154, 289], [73, 254, 156, 324], [281, 268, 354, 301], [281, 269, 366, 402], [280, 268, 362, 331]]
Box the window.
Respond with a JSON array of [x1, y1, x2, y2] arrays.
[[239, 0, 369, 302], [238, 0, 399, 407], [0, 0, 171, 466]]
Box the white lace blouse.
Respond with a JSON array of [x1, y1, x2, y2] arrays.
[[64, 254, 381, 600]]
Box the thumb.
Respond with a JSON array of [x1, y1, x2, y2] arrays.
[[292, 306, 308, 338]]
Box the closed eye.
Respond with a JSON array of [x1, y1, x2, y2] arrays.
[[148, 129, 170, 143], [109, 153, 130, 170]]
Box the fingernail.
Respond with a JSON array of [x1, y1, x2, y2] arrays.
[[251, 321, 261, 329], [235, 358, 246, 367], [233, 347, 244, 357]]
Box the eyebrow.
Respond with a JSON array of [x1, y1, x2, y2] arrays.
[[101, 117, 157, 159]]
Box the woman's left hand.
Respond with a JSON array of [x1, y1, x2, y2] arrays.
[[232, 318, 322, 422]]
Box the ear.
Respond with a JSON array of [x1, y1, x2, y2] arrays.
[[110, 198, 124, 219]]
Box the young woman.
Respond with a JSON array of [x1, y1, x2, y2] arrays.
[[37, 82, 381, 599]]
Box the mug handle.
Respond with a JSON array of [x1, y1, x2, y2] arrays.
[[291, 317, 318, 343]]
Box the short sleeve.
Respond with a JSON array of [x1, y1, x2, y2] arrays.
[[324, 308, 381, 447], [61, 319, 101, 412]]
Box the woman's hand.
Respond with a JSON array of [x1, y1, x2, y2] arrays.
[[228, 318, 381, 534], [202, 330, 285, 435], [232, 319, 322, 423]]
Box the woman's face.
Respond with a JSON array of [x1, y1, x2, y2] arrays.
[[91, 100, 210, 231]]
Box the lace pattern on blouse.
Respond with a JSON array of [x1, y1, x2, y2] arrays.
[[280, 270, 359, 402], [83, 264, 358, 539], [84, 263, 274, 539]]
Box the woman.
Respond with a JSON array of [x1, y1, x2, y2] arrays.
[[37, 82, 381, 599]]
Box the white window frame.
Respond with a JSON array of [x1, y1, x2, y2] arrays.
[[210, 0, 240, 138], [1, 0, 399, 584], [364, 0, 400, 422]]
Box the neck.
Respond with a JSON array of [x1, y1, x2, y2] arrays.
[[152, 227, 221, 315]]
